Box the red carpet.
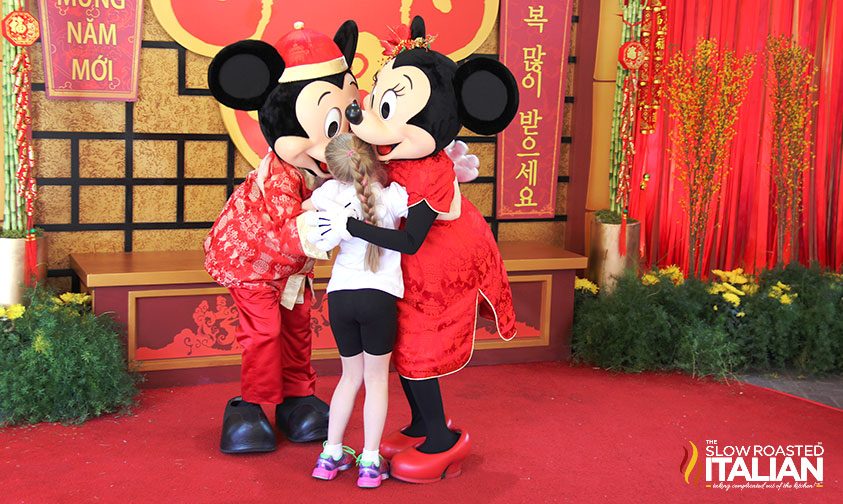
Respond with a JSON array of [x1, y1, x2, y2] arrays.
[[2, 362, 841, 503]]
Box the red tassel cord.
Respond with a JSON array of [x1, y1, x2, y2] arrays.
[[619, 212, 628, 257], [11, 50, 38, 284], [615, 72, 637, 256]]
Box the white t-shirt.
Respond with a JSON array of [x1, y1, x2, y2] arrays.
[[310, 179, 409, 298]]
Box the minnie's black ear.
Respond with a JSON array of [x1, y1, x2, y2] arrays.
[[334, 20, 359, 69], [208, 40, 284, 111], [410, 16, 426, 39], [453, 57, 520, 135]]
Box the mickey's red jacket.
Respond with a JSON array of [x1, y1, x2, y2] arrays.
[[204, 156, 327, 305]]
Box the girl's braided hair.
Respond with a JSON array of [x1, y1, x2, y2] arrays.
[[324, 133, 388, 272]]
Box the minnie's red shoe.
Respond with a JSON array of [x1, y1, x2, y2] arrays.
[[388, 430, 471, 484], [379, 418, 456, 460]]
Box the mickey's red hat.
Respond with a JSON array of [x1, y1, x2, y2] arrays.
[[275, 21, 348, 83]]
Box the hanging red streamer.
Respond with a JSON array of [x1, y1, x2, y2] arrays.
[[11, 48, 38, 286]]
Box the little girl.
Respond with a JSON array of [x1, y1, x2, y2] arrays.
[[304, 133, 408, 488]]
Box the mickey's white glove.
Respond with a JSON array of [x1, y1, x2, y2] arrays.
[[444, 140, 479, 183], [304, 201, 360, 251]]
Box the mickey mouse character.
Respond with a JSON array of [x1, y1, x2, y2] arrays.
[[309, 16, 519, 482], [204, 20, 360, 454]]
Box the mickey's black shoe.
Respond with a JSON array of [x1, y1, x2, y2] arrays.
[[275, 395, 329, 443], [219, 396, 277, 454]]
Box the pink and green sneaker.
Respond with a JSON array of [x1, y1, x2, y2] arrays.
[[311, 445, 356, 481], [356, 454, 389, 489]]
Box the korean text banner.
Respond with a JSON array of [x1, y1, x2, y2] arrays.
[[497, 0, 574, 219]]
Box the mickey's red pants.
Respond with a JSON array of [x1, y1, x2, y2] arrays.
[[228, 286, 316, 404]]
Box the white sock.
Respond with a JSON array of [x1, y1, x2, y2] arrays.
[[360, 449, 380, 466], [322, 443, 343, 460]]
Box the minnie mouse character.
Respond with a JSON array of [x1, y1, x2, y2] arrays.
[[309, 16, 519, 482], [204, 20, 360, 454]]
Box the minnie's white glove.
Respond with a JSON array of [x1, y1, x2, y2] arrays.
[[444, 140, 479, 183]]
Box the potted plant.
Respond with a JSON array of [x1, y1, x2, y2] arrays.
[[587, 209, 640, 291], [1, 2, 44, 306], [586, 1, 645, 291]]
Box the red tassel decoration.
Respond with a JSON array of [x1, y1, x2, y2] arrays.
[[619, 213, 628, 257]]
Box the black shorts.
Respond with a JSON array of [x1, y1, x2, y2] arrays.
[[327, 289, 398, 358]]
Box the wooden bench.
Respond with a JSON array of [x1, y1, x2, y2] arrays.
[[71, 242, 586, 387]]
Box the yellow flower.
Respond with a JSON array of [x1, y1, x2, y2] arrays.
[[779, 293, 796, 305], [721, 282, 745, 297], [737, 311, 746, 317], [659, 265, 685, 285], [712, 268, 748, 285], [722, 292, 742, 307], [3, 304, 25, 320], [32, 333, 50, 354], [775, 281, 791, 292], [713, 305, 719, 311], [742, 283, 759, 295], [642, 273, 659, 286], [708, 283, 726, 295], [59, 292, 91, 305], [575, 277, 599, 295]]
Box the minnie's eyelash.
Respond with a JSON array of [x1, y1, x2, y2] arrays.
[[389, 84, 406, 96]]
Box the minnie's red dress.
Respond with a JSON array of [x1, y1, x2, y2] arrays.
[[387, 151, 516, 379]]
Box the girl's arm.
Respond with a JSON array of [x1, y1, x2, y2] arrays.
[[346, 202, 438, 255], [302, 198, 316, 211]]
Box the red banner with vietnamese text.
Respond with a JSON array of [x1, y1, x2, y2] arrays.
[[497, 0, 573, 219], [38, 0, 144, 101]]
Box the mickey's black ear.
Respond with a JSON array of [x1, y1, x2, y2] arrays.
[[454, 57, 520, 135], [208, 40, 284, 111], [410, 16, 425, 39], [334, 20, 359, 69]]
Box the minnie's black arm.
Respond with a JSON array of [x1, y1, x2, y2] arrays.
[[346, 202, 437, 255]]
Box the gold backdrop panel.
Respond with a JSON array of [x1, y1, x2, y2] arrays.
[[185, 51, 211, 89], [499, 221, 566, 246], [556, 183, 568, 214], [134, 186, 177, 222], [80, 140, 126, 178], [184, 186, 227, 222], [461, 183, 494, 217], [133, 229, 208, 252], [143, 1, 174, 42], [32, 93, 125, 133], [234, 152, 254, 178], [471, 142, 496, 177], [47, 231, 124, 269], [33, 139, 71, 178], [134, 141, 178, 178], [134, 49, 225, 134], [80, 186, 126, 224], [36, 186, 71, 225], [185, 141, 228, 178]]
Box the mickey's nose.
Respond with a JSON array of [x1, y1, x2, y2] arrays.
[[345, 101, 363, 125]]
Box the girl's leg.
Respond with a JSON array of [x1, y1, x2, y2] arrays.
[[325, 354, 364, 450], [355, 289, 398, 466], [324, 290, 366, 457], [362, 351, 392, 453]]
